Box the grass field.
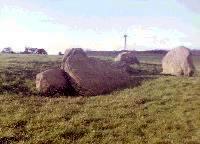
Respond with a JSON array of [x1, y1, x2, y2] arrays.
[[0, 53, 200, 144]]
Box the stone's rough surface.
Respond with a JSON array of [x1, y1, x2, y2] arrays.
[[162, 46, 195, 76], [36, 69, 75, 95], [61, 48, 131, 96], [62, 48, 87, 66], [115, 51, 139, 65]]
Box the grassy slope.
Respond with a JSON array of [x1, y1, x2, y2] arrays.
[[0, 54, 200, 144]]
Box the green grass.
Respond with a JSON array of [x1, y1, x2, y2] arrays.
[[0, 53, 200, 143], [0, 54, 62, 95]]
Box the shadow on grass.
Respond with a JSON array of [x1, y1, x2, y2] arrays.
[[60, 128, 87, 141], [125, 62, 163, 87], [0, 120, 29, 143]]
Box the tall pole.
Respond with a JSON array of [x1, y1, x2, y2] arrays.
[[124, 34, 128, 50]]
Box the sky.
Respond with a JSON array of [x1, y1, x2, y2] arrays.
[[0, 0, 200, 54]]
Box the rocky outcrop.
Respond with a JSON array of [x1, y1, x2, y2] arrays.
[[162, 46, 195, 76], [36, 69, 75, 95], [115, 51, 139, 65]]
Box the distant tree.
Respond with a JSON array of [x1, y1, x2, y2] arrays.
[[35, 49, 48, 55], [58, 52, 63, 55], [1, 47, 14, 53]]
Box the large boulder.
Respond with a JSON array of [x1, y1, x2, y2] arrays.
[[61, 48, 132, 96], [115, 51, 139, 65], [162, 46, 195, 76], [36, 69, 75, 95]]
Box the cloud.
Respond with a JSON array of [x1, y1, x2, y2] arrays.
[[0, 0, 199, 53], [177, 0, 200, 13]]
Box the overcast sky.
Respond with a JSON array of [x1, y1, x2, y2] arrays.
[[0, 0, 200, 54]]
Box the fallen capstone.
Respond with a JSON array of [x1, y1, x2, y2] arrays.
[[36, 69, 76, 96], [162, 46, 195, 76], [61, 48, 133, 96]]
